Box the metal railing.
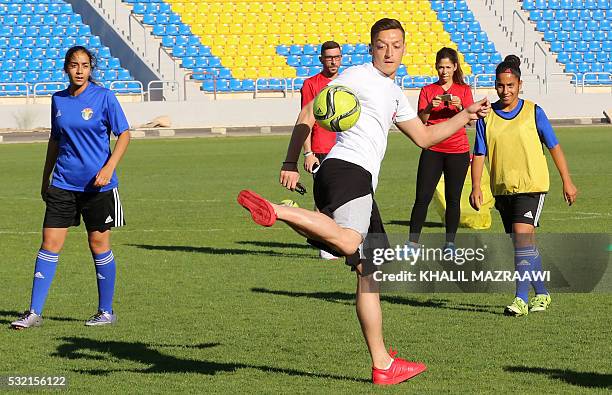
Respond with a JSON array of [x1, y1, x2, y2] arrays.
[[146, 80, 180, 101], [290, 77, 306, 96], [582, 72, 612, 94], [486, 0, 508, 23], [128, 12, 148, 58], [533, 42, 548, 92], [184, 72, 217, 101], [512, 10, 527, 52], [0, 82, 30, 100], [32, 82, 68, 98], [109, 80, 144, 101], [254, 78, 287, 98]]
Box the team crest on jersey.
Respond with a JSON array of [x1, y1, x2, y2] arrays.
[[81, 108, 94, 121]]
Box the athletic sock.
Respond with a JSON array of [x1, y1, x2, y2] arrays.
[[93, 250, 116, 313], [529, 247, 548, 295], [29, 249, 59, 315], [514, 246, 533, 303]]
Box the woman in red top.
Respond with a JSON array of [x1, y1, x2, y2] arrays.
[[408, 47, 474, 251]]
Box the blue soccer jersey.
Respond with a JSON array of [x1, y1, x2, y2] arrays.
[[50, 82, 129, 192]]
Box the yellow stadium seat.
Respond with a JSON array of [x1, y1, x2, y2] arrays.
[[367, 1, 381, 11], [258, 67, 271, 77], [172, 3, 184, 13], [280, 24, 293, 34], [341, 1, 355, 12], [405, 21, 418, 33], [262, 2, 274, 13], [245, 67, 259, 79], [271, 13, 283, 23], [288, 2, 301, 12], [406, 64, 419, 75], [197, 3, 209, 14], [306, 33, 322, 43], [209, 3, 222, 13], [234, 56, 248, 67], [425, 53, 436, 64], [346, 33, 360, 43], [418, 42, 431, 53], [355, 1, 367, 12], [255, 23, 268, 34], [247, 56, 260, 67], [412, 11, 425, 22], [259, 56, 272, 67], [184, 3, 196, 13], [245, 3, 259, 13], [229, 24, 242, 34], [418, 1, 433, 12], [293, 33, 306, 43], [279, 33, 293, 44], [430, 22, 444, 34], [219, 12, 232, 23], [405, 42, 418, 53], [235, 2, 248, 13], [273, 56, 287, 66]]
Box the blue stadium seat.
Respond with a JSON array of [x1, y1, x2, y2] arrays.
[[296, 66, 309, 77], [341, 44, 354, 54], [557, 51, 570, 63], [242, 79, 255, 91], [182, 57, 196, 68], [287, 55, 299, 67], [303, 44, 317, 55], [289, 44, 302, 55], [162, 36, 178, 48], [276, 45, 289, 56]]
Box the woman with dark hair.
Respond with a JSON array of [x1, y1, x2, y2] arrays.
[[407, 47, 474, 251], [470, 55, 577, 316], [11, 46, 131, 329]]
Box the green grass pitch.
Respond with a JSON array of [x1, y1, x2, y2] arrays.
[[0, 127, 610, 393]]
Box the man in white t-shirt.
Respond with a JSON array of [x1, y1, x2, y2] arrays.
[[238, 18, 490, 385]]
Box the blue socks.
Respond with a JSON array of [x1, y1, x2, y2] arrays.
[[29, 249, 59, 315], [93, 250, 116, 314], [529, 248, 548, 295], [514, 246, 532, 303], [514, 245, 548, 302]]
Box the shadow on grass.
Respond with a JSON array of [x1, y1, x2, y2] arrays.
[[385, 220, 445, 228], [53, 337, 369, 383], [0, 309, 81, 326], [128, 244, 313, 259], [236, 241, 313, 250], [504, 366, 612, 389], [251, 288, 503, 315]]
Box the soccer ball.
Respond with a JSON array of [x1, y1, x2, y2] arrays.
[[313, 85, 361, 133], [280, 199, 299, 208]]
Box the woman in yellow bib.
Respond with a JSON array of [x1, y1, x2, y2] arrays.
[[469, 55, 578, 316]]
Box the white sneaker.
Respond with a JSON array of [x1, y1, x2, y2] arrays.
[[11, 311, 43, 330], [319, 250, 338, 260]]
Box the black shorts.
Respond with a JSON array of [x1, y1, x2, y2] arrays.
[[43, 186, 126, 232], [308, 158, 389, 276], [494, 193, 546, 234]]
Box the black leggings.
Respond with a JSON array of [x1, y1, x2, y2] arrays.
[[409, 150, 470, 243]]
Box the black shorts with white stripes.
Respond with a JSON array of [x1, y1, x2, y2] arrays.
[[494, 192, 546, 234], [43, 185, 125, 232]]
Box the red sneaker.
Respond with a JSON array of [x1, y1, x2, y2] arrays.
[[372, 349, 427, 385], [237, 190, 277, 227]]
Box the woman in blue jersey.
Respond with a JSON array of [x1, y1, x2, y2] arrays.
[[469, 55, 577, 317], [11, 46, 131, 329]]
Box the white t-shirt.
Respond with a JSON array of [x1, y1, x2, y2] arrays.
[[326, 63, 417, 191]]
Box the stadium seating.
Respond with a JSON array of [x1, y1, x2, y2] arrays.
[[0, 0, 140, 96], [127, 0, 502, 92], [523, 0, 612, 85]]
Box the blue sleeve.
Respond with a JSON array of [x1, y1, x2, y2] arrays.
[[50, 96, 60, 141], [473, 118, 487, 155], [105, 91, 130, 136], [535, 105, 558, 149]]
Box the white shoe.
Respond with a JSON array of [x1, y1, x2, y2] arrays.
[[319, 250, 338, 260]]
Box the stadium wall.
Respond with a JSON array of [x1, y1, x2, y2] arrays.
[[0, 93, 610, 131]]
